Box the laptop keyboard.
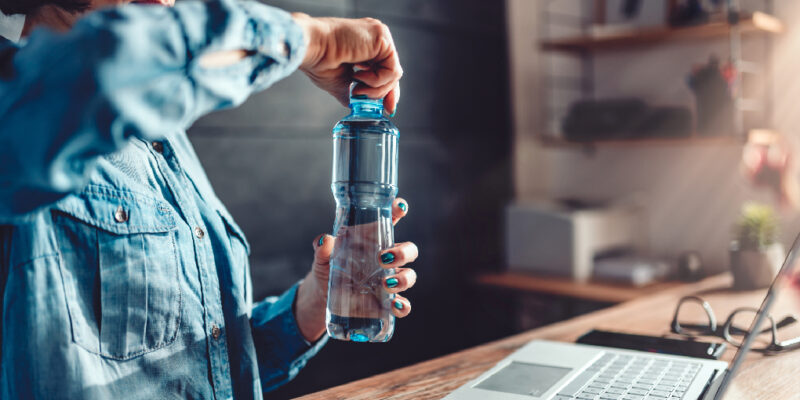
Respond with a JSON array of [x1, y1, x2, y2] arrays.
[[553, 353, 702, 400]]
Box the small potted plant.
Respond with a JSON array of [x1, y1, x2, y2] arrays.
[[729, 203, 784, 290]]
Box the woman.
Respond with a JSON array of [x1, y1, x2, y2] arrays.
[[0, 0, 418, 398]]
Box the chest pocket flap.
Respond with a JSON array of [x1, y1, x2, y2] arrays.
[[52, 185, 181, 360], [54, 185, 176, 234]]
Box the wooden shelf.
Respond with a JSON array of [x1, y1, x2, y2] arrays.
[[474, 271, 686, 304], [539, 135, 744, 148], [542, 12, 783, 52]]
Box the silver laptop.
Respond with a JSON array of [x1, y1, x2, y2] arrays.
[[446, 233, 800, 400]]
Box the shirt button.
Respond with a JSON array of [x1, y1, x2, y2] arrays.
[[211, 325, 221, 340], [114, 206, 128, 223], [194, 227, 205, 239], [151, 141, 164, 153]]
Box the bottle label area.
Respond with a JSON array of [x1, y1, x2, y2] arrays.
[[326, 208, 395, 342]]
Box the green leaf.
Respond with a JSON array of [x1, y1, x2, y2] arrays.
[[734, 202, 778, 250]]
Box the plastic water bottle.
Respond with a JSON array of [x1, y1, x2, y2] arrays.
[[326, 92, 399, 343]]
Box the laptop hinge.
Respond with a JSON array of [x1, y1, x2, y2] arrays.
[[700, 370, 726, 400]]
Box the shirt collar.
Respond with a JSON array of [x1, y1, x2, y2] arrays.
[[0, 9, 25, 43]]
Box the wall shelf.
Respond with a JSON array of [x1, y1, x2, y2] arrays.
[[541, 11, 782, 52], [539, 135, 744, 148]]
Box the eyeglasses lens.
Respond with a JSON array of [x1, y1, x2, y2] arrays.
[[728, 309, 773, 348]]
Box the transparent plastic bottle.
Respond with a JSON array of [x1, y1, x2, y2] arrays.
[[325, 93, 399, 342]]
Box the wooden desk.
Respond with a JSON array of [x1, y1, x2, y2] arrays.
[[475, 272, 685, 303], [298, 274, 800, 399]]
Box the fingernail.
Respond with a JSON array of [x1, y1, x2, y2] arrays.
[[394, 300, 404, 310], [398, 202, 407, 212], [385, 277, 399, 288], [352, 94, 368, 99], [318, 235, 325, 247], [389, 110, 397, 117], [380, 252, 395, 264]]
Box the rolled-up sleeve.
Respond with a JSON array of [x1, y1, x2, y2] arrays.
[[250, 282, 328, 391], [0, 0, 305, 221]]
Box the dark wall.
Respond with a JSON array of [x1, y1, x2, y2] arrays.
[[187, 0, 511, 397]]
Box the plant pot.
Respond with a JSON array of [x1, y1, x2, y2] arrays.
[[729, 242, 785, 290]]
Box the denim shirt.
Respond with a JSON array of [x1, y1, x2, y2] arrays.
[[0, 1, 327, 399]]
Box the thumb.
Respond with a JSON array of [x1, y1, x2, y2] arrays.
[[313, 234, 334, 269]]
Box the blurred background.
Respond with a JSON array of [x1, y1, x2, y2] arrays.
[[187, 0, 800, 397]]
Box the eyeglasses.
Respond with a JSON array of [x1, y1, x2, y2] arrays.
[[670, 296, 800, 354]]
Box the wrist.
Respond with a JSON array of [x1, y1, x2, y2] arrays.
[[291, 12, 322, 70], [294, 274, 327, 342]]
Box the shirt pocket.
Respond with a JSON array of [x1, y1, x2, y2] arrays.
[[52, 185, 181, 360]]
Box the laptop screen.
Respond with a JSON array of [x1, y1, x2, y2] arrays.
[[714, 232, 800, 399]]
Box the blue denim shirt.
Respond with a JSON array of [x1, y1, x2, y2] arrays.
[[0, 1, 327, 398]]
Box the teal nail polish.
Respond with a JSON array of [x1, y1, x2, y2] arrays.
[[385, 277, 399, 288], [380, 252, 395, 264], [352, 94, 368, 99], [389, 110, 397, 117], [394, 300, 404, 310], [398, 202, 407, 212], [318, 236, 325, 246]]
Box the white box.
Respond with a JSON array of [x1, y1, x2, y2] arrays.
[[505, 201, 640, 281]]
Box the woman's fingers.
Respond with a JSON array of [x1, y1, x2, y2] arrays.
[[354, 62, 401, 116], [313, 234, 334, 267], [315, 231, 416, 318], [383, 267, 417, 293], [378, 241, 418, 269], [353, 66, 402, 91], [391, 294, 411, 318], [352, 81, 396, 102], [392, 197, 408, 225], [383, 84, 400, 116]]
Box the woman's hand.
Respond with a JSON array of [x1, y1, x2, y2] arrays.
[[294, 198, 416, 342], [291, 13, 402, 115]]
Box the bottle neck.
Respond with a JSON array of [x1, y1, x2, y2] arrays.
[[349, 97, 384, 118]]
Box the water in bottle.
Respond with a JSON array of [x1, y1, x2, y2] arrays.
[[326, 93, 399, 342]]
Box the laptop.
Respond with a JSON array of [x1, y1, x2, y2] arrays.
[[445, 233, 800, 400]]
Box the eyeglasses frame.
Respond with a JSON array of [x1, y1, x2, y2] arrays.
[[670, 295, 800, 354]]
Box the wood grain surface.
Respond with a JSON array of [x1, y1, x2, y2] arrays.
[[475, 272, 684, 303], [298, 274, 800, 400]]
